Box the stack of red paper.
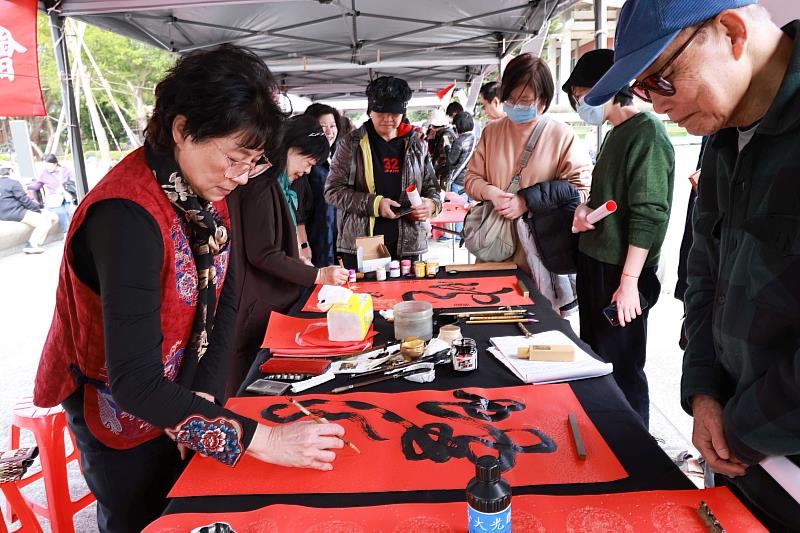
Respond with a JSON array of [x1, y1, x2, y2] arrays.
[[260, 313, 376, 357]]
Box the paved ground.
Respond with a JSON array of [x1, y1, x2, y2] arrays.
[[0, 142, 701, 532]]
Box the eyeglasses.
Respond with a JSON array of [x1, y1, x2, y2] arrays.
[[630, 20, 709, 103], [504, 98, 537, 109], [212, 141, 271, 181]]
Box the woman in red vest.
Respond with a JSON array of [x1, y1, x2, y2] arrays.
[[33, 45, 345, 533]]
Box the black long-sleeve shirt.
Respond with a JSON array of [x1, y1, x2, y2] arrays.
[[70, 199, 256, 450]]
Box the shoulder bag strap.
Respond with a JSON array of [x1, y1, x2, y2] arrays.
[[508, 116, 549, 191]]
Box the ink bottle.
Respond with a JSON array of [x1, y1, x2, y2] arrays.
[[467, 455, 511, 532]]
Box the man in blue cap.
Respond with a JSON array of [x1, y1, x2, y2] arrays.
[[587, 1, 800, 529]]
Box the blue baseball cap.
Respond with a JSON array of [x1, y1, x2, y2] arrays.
[[585, 0, 758, 105]]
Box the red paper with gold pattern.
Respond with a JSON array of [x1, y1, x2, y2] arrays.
[[301, 276, 533, 312], [169, 384, 626, 497], [148, 487, 766, 532]]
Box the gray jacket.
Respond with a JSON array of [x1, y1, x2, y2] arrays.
[[324, 124, 440, 256]]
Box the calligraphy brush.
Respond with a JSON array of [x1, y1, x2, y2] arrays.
[[286, 397, 361, 454], [327, 343, 390, 360], [465, 318, 538, 325], [331, 367, 429, 394], [439, 309, 530, 317], [465, 313, 531, 321], [348, 349, 451, 380]]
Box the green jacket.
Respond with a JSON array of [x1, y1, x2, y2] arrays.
[[681, 20, 800, 465], [579, 112, 674, 268]]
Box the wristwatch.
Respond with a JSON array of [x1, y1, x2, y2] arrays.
[[300, 242, 310, 249]]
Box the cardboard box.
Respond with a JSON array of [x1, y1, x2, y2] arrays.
[[356, 235, 392, 273]]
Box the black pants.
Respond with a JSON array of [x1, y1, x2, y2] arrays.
[[576, 252, 660, 427], [716, 468, 800, 532], [62, 389, 188, 533]]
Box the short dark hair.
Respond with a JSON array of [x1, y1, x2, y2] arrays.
[[453, 112, 474, 134], [614, 91, 634, 108], [445, 101, 464, 117], [145, 44, 285, 156], [43, 153, 59, 165], [567, 87, 634, 111], [500, 53, 555, 113], [272, 114, 330, 173], [304, 103, 341, 155], [304, 103, 341, 125], [480, 81, 501, 102]]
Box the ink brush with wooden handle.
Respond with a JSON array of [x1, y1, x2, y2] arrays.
[[286, 397, 361, 454]]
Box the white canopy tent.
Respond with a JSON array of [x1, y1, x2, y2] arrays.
[[39, 0, 578, 193]]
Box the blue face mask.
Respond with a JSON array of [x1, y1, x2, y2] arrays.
[[504, 102, 538, 124], [576, 96, 605, 126]]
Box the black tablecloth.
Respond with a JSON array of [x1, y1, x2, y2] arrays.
[[165, 270, 692, 515]]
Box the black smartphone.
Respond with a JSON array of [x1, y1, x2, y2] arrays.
[[602, 294, 649, 327], [390, 204, 414, 217]]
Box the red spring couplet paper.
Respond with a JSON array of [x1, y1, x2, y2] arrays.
[[302, 276, 534, 312], [169, 384, 626, 498], [147, 487, 766, 532], [260, 312, 376, 355]]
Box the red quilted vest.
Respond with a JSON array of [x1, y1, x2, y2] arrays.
[[33, 148, 230, 449]]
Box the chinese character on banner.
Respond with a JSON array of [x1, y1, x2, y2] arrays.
[[0, 0, 46, 116]]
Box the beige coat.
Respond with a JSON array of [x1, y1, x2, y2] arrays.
[[464, 115, 592, 269]]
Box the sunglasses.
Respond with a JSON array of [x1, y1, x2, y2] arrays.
[[212, 141, 272, 181], [630, 20, 709, 103]]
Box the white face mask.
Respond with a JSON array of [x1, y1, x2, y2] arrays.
[[576, 96, 606, 126]]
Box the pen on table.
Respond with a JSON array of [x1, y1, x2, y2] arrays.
[[286, 397, 361, 454], [568, 412, 586, 460]]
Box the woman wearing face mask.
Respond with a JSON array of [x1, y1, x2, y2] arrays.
[[464, 53, 593, 272], [227, 114, 349, 396], [33, 46, 347, 533], [325, 76, 440, 269], [565, 49, 675, 427]]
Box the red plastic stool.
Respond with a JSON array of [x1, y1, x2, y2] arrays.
[[7, 397, 94, 533], [1, 483, 42, 533]]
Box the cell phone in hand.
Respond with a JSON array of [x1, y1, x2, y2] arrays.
[[390, 204, 414, 217], [602, 294, 649, 327]]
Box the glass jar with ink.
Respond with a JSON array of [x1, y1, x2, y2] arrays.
[[467, 455, 511, 532], [452, 337, 478, 372]]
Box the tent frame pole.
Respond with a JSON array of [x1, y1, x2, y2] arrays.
[[47, 6, 88, 200]]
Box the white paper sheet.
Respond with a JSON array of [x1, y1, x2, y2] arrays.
[[489, 331, 613, 384]]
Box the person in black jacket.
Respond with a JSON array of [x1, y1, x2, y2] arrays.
[[0, 165, 56, 254]]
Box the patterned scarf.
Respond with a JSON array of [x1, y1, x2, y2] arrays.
[[277, 170, 298, 227], [145, 142, 228, 361]]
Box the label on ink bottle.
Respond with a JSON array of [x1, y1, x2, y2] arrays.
[[468, 504, 511, 532]]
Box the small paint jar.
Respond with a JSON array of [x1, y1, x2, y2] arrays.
[[401, 259, 412, 276], [414, 261, 426, 278], [375, 265, 387, 281], [348, 269, 357, 283], [389, 260, 400, 270], [452, 337, 478, 372], [389, 265, 401, 278], [426, 260, 439, 278]]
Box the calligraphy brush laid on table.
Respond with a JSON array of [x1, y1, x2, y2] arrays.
[[331, 367, 430, 394], [285, 397, 361, 454]]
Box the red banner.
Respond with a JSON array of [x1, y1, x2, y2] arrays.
[[302, 276, 534, 312], [147, 488, 767, 532], [169, 384, 626, 498], [0, 0, 46, 116]]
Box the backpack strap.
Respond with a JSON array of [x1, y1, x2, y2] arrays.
[[509, 116, 549, 191]]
